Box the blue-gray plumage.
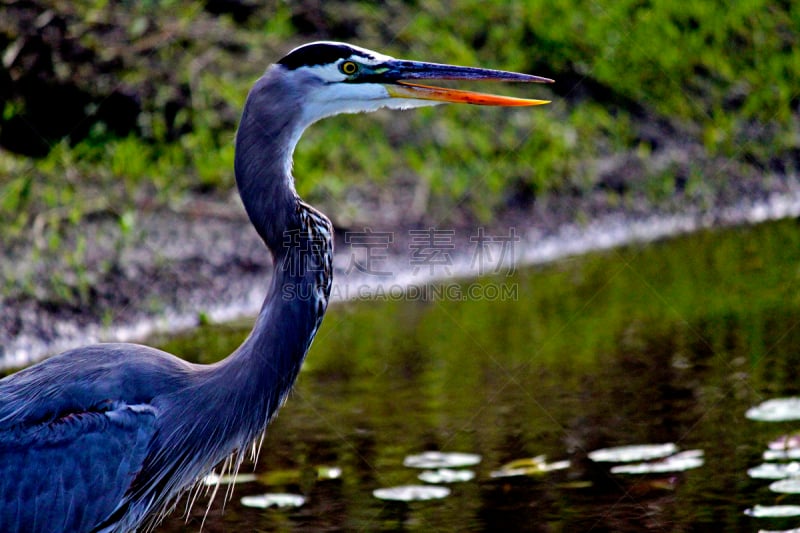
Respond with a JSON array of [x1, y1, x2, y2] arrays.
[[0, 41, 551, 532]]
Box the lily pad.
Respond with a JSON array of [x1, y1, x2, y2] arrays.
[[373, 484, 451, 502], [202, 472, 258, 486], [588, 443, 678, 463], [770, 478, 800, 494], [418, 468, 475, 483], [748, 462, 800, 479], [746, 398, 800, 422], [240, 493, 306, 509], [403, 451, 481, 469], [745, 504, 800, 518], [556, 480, 594, 489], [765, 449, 800, 461], [769, 432, 800, 450], [490, 455, 570, 478], [317, 466, 342, 480], [610, 450, 704, 475]]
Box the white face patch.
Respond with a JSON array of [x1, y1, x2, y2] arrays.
[[300, 61, 348, 83], [274, 43, 441, 136]]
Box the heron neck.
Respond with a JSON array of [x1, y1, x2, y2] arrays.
[[220, 203, 332, 433], [222, 69, 333, 432], [233, 67, 305, 252]]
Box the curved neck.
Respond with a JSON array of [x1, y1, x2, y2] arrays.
[[234, 67, 305, 252], [228, 209, 332, 426], [223, 67, 334, 431]]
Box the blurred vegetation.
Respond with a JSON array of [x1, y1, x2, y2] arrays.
[[0, 0, 798, 300]]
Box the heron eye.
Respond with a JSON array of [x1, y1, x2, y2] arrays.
[[340, 61, 359, 75]]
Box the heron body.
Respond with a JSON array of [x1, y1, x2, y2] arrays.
[[0, 42, 550, 532]]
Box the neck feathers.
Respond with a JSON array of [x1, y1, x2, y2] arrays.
[[227, 65, 334, 430], [229, 200, 333, 430], [234, 67, 304, 253]]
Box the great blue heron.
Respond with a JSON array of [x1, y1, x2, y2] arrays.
[[0, 41, 551, 532]]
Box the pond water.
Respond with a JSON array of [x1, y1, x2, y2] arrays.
[[151, 218, 800, 532]]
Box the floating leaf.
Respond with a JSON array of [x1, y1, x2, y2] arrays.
[[202, 472, 258, 486], [588, 443, 678, 463], [769, 433, 800, 450], [770, 478, 800, 494], [418, 468, 475, 483], [317, 466, 342, 480], [643, 477, 681, 491], [746, 398, 800, 422], [373, 484, 451, 501], [765, 449, 800, 461], [403, 451, 481, 469], [610, 450, 704, 474], [745, 505, 800, 518], [556, 480, 593, 489], [749, 463, 800, 479], [490, 455, 570, 478], [241, 493, 306, 509]]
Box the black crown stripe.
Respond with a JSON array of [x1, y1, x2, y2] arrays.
[[277, 43, 374, 70]]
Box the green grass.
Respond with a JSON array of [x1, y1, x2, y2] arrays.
[[1, 0, 798, 305]]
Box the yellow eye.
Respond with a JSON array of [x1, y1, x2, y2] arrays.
[[340, 61, 358, 75]]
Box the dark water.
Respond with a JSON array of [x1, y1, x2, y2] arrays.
[[153, 218, 800, 532]]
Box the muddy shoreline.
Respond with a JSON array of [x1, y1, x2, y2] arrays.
[[3, 174, 799, 370]]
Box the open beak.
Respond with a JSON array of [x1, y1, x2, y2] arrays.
[[382, 60, 553, 106]]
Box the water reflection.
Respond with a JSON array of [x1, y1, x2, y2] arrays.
[[153, 218, 800, 531]]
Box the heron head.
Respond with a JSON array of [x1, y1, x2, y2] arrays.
[[273, 41, 553, 126]]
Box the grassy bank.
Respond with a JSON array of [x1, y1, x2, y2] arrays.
[[1, 0, 798, 306]]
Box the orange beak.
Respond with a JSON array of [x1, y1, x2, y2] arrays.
[[379, 59, 553, 106]]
